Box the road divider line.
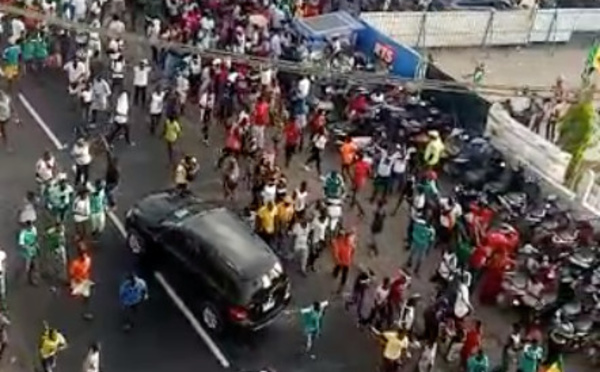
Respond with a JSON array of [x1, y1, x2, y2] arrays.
[[154, 271, 231, 369], [19, 93, 231, 369], [107, 210, 127, 238], [18, 93, 64, 150]]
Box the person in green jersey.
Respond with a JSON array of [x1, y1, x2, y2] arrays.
[[22, 35, 35, 74], [90, 179, 107, 236], [32, 33, 49, 70], [45, 222, 67, 284], [18, 220, 38, 284]]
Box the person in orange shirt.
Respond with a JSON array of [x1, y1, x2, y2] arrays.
[[332, 230, 356, 293], [339, 136, 357, 180], [69, 242, 94, 320]]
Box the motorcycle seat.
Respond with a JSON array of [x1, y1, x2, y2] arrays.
[[505, 192, 527, 203], [563, 302, 582, 316], [519, 244, 539, 255], [575, 318, 594, 332], [569, 254, 594, 268], [552, 232, 577, 244]]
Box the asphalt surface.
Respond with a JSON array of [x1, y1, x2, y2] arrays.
[[1, 63, 596, 372], [0, 67, 382, 372]]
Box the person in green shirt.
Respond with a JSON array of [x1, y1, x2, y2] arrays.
[[163, 115, 182, 164], [406, 214, 435, 275], [467, 349, 489, 372], [21, 36, 34, 73], [47, 176, 73, 223], [18, 221, 38, 284], [31, 33, 49, 70], [2, 40, 21, 85], [301, 300, 328, 354], [45, 222, 67, 283], [90, 179, 107, 236]]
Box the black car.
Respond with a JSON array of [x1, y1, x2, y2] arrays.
[[125, 191, 291, 332]]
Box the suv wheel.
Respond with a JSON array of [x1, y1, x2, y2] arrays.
[[200, 303, 222, 333]]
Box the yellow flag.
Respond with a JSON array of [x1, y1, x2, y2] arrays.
[[593, 45, 600, 71]]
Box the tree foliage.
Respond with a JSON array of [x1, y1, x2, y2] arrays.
[[557, 88, 597, 187]]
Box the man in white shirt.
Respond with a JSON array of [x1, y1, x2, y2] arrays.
[[133, 59, 151, 106], [292, 219, 311, 275], [90, 75, 111, 124], [110, 55, 125, 92], [148, 88, 166, 135], [64, 57, 88, 97], [371, 152, 393, 203], [106, 14, 125, 36], [107, 91, 133, 146], [71, 138, 92, 186], [10, 17, 25, 41], [298, 76, 311, 99], [307, 213, 328, 271]]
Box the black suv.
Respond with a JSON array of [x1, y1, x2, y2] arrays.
[[125, 191, 291, 332]]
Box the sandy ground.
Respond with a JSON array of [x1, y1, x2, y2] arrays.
[[429, 35, 597, 100]]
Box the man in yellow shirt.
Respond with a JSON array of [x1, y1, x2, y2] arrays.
[[423, 130, 445, 168], [276, 196, 295, 254], [372, 327, 410, 372], [39, 327, 67, 372], [163, 115, 182, 164], [256, 202, 277, 247]]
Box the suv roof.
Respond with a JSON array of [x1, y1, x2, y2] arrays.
[[179, 207, 278, 281]]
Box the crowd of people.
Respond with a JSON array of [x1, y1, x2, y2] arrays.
[[0, 0, 584, 372]]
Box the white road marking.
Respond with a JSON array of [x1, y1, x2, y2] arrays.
[[18, 93, 231, 369], [107, 210, 127, 238], [18, 93, 65, 150], [154, 272, 231, 368]]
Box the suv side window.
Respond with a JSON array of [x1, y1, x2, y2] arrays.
[[160, 228, 197, 266]]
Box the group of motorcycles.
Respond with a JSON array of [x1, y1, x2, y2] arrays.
[[443, 131, 600, 363]]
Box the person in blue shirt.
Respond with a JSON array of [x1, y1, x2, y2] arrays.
[[119, 273, 148, 331]]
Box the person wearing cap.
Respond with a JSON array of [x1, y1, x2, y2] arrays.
[[423, 130, 445, 168], [133, 59, 151, 107]]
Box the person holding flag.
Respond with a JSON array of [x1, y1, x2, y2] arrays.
[[582, 41, 600, 84]]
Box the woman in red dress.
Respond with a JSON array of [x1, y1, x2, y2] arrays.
[[460, 320, 483, 368], [479, 250, 513, 305]]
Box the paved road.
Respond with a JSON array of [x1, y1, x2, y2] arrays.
[[1, 63, 595, 372], [0, 66, 383, 372]]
